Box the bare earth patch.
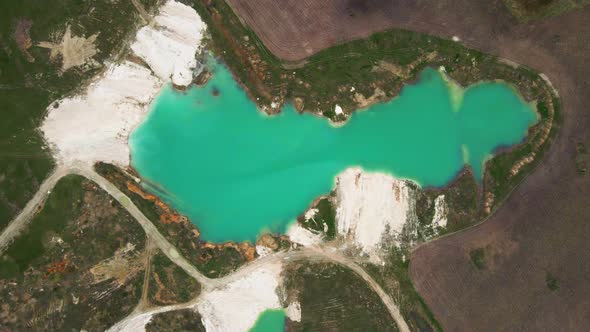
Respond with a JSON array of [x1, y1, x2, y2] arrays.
[[13, 18, 35, 63], [90, 242, 146, 285], [37, 25, 99, 72]]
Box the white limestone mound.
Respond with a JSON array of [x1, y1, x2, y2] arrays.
[[286, 301, 302, 322], [335, 167, 413, 260], [131, 1, 206, 86], [287, 222, 322, 247], [431, 195, 448, 228], [197, 262, 283, 332], [41, 0, 206, 166], [41, 62, 161, 165]]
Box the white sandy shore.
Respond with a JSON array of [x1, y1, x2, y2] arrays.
[[197, 262, 283, 332], [41, 0, 205, 166], [287, 222, 322, 247], [335, 168, 413, 261]]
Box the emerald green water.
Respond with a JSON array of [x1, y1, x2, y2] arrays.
[[129, 59, 537, 243], [249, 309, 286, 332]]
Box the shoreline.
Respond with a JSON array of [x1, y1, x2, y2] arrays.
[[40, 0, 206, 168], [38, 0, 558, 254], [129, 57, 546, 246]]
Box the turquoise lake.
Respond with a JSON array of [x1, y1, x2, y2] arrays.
[[249, 309, 286, 332], [129, 59, 537, 243]]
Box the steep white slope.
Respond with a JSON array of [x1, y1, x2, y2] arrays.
[[335, 167, 413, 261]]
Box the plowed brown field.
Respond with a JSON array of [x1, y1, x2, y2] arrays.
[[224, 0, 590, 330]]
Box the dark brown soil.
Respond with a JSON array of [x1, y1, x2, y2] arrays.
[[225, 0, 590, 330]]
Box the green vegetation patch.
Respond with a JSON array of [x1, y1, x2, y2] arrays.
[[196, 245, 246, 278], [95, 162, 162, 222], [94, 162, 250, 278], [469, 248, 487, 270], [574, 142, 588, 176], [282, 262, 399, 331], [146, 309, 206, 332], [298, 196, 337, 240], [410, 172, 479, 242], [0, 175, 146, 331], [148, 251, 201, 305], [364, 249, 443, 332], [545, 272, 559, 291], [0, 174, 84, 277]]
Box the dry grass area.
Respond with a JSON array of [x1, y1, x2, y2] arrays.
[[89, 242, 146, 285], [222, 0, 590, 330]]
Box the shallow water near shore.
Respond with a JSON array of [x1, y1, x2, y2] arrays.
[[249, 309, 286, 332], [129, 58, 537, 242]]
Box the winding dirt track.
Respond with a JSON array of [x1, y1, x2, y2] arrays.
[[0, 163, 214, 286], [0, 163, 409, 332], [224, 0, 590, 330], [109, 247, 410, 332]]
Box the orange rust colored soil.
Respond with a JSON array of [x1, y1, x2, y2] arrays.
[[44, 259, 70, 277], [126, 182, 191, 228]]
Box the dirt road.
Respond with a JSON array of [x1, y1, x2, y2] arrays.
[[0, 166, 75, 252], [130, 0, 151, 23], [0, 163, 214, 286], [286, 248, 411, 332], [110, 246, 410, 332], [0, 163, 409, 332]]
